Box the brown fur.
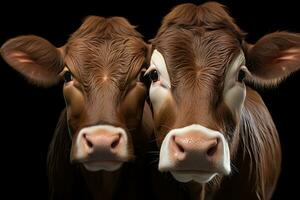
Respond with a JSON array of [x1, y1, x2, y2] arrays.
[[246, 31, 300, 86], [1, 35, 64, 86], [149, 2, 290, 200], [51, 17, 151, 200], [151, 3, 245, 131], [212, 88, 281, 200], [1, 16, 153, 200]]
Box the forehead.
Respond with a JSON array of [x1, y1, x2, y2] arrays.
[[152, 27, 241, 86], [66, 37, 144, 70], [61, 17, 146, 81], [64, 34, 146, 90]]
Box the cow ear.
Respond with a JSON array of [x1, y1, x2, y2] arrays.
[[1, 35, 64, 87], [246, 32, 300, 86]]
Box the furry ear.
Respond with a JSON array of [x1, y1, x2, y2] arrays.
[[1, 35, 64, 87], [245, 32, 300, 86]]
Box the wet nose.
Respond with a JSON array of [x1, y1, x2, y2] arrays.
[[170, 132, 220, 163], [160, 129, 228, 174], [82, 131, 122, 154], [72, 125, 129, 168], [158, 125, 231, 183]]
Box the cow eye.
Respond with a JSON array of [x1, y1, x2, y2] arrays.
[[63, 71, 73, 82], [148, 70, 159, 82], [139, 69, 147, 82], [139, 69, 151, 87], [237, 68, 246, 82]]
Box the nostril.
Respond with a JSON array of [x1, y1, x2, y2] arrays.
[[206, 139, 218, 157], [83, 134, 93, 148], [111, 134, 121, 149], [173, 136, 185, 153], [177, 142, 185, 153]]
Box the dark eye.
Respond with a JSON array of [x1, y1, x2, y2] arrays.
[[63, 71, 73, 82], [139, 69, 147, 82], [237, 69, 246, 82], [139, 69, 151, 87], [148, 70, 159, 82]]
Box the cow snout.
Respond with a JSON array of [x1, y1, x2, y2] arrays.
[[159, 124, 230, 183], [72, 125, 129, 172], [170, 133, 220, 164], [82, 132, 122, 155]]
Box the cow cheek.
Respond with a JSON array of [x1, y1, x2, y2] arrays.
[[223, 83, 246, 119], [149, 84, 171, 113], [121, 83, 147, 128], [70, 132, 80, 162], [63, 84, 85, 134], [153, 98, 176, 147], [63, 84, 85, 116]]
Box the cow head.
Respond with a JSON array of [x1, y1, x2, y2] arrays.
[[1, 16, 150, 172], [146, 2, 300, 183]]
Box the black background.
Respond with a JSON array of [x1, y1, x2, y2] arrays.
[[0, 0, 299, 199]]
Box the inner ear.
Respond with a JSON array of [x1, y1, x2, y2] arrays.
[[245, 32, 300, 86], [1, 35, 64, 87]]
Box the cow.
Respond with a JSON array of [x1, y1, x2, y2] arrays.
[[145, 2, 300, 200], [1, 16, 154, 200]]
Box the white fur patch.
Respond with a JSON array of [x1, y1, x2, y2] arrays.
[[147, 49, 172, 112], [223, 51, 247, 113], [159, 124, 230, 183], [75, 125, 128, 171]]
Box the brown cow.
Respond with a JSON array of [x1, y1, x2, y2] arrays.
[[146, 2, 300, 200], [1, 16, 154, 200]]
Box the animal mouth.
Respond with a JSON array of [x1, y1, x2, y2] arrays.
[[82, 159, 125, 172], [170, 170, 219, 183], [83, 159, 124, 165], [172, 169, 216, 175]]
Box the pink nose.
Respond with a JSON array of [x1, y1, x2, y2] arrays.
[[77, 128, 127, 162], [169, 132, 222, 171], [83, 132, 122, 154]]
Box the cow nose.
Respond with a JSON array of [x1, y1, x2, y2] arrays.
[[72, 125, 129, 171], [165, 130, 226, 174], [172, 135, 219, 159], [82, 132, 122, 154], [171, 134, 219, 161], [159, 124, 231, 183]]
